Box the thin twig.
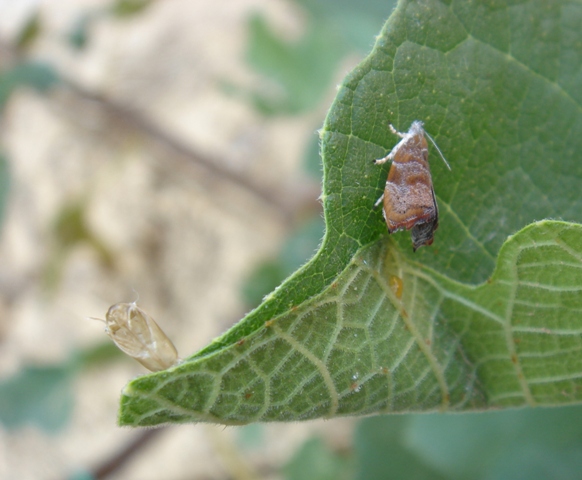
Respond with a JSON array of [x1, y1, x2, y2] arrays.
[[63, 80, 296, 217], [0, 40, 321, 222], [91, 427, 166, 479]]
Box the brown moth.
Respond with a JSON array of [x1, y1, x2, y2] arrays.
[[96, 302, 180, 372], [374, 121, 449, 251]]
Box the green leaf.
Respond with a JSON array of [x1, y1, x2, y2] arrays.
[[236, 423, 265, 449], [296, 0, 397, 54], [245, 12, 347, 114], [283, 436, 353, 480], [0, 365, 75, 433], [354, 415, 447, 480], [74, 341, 125, 368], [303, 128, 325, 180], [109, 0, 153, 17], [243, 0, 397, 115], [44, 200, 114, 291], [354, 406, 582, 480], [244, 0, 396, 115], [0, 343, 123, 433], [0, 153, 10, 229], [67, 13, 93, 50], [16, 13, 42, 50], [118, 0, 582, 426], [0, 62, 60, 110], [241, 217, 325, 308]]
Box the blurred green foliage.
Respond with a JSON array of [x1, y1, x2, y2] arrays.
[[354, 415, 447, 480], [67, 13, 94, 50], [241, 216, 324, 308], [110, 0, 153, 17], [296, 0, 394, 52], [284, 436, 353, 480], [0, 62, 60, 110], [236, 423, 265, 449], [355, 407, 582, 480], [0, 365, 75, 433], [15, 13, 42, 50], [43, 201, 115, 292], [66, 0, 154, 50], [245, 12, 346, 115], [0, 343, 121, 433], [243, 0, 396, 115], [0, 153, 10, 228], [303, 131, 324, 180]]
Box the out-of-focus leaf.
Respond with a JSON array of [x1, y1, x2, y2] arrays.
[[236, 423, 265, 449], [303, 130, 323, 180], [53, 202, 93, 248], [16, 13, 42, 50], [354, 416, 447, 480], [68, 471, 95, 480], [0, 62, 60, 110], [297, 0, 396, 53], [0, 341, 131, 434], [66, 0, 153, 51], [0, 365, 75, 433], [110, 0, 153, 18], [283, 436, 352, 480], [67, 14, 93, 50], [44, 201, 115, 291], [0, 153, 10, 229], [244, 0, 397, 115], [355, 406, 582, 480], [242, 261, 287, 309], [241, 216, 324, 308], [278, 216, 324, 272], [406, 406, 582, 480], [246, 13, 346, 114], [74, 341, 125, 369]]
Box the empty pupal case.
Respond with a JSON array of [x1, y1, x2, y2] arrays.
[[100, 302, 180, 372]]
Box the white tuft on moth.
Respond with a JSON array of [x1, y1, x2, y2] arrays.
[[95, 302, 180, 372]]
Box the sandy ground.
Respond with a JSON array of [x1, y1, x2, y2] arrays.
[[0, 0, 356, 478]]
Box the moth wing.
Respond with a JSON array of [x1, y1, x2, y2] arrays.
[[383, 164, 437, 233], [411, 187, 439, 250]]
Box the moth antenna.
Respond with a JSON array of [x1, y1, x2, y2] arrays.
[[131, 288, 140, 305], [425, 131, 451, 171]]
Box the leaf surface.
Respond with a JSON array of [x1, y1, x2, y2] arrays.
[[119, 0, 582, 426]]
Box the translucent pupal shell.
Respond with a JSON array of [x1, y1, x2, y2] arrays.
[[103, 303, 179, 372]]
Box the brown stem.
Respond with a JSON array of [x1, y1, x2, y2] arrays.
[[91, 428, 166, 479], [63, 80, 296, 218], [0, 40, 321, 222]]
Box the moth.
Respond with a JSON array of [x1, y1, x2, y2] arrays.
[[96, 302, 180, 372], [374, 121, 450, 251]]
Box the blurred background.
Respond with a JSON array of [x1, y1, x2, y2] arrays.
[[2, 1, 582, 479], [0, 0, 385, 478]]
